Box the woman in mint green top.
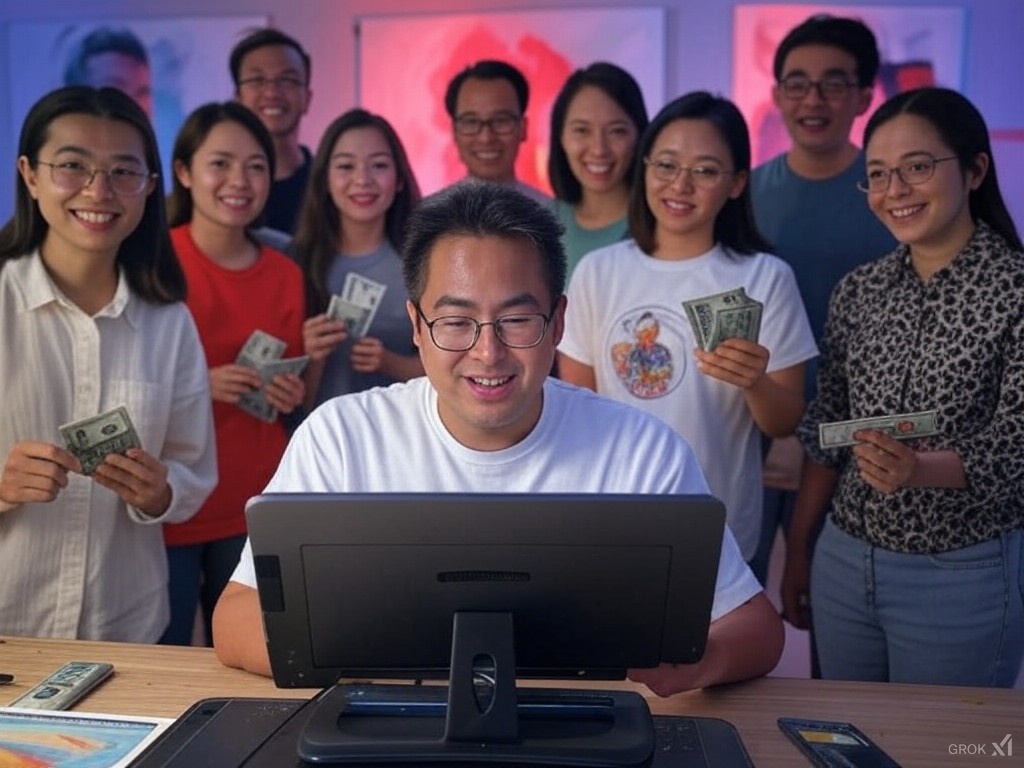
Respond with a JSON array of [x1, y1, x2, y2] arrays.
[[548, 63, 648, 276]]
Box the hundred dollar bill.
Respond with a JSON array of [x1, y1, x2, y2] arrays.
[[237, 329, 287, 370], [59, 405, 142, 475], [818, 410, 938, 449], [682, 287, 763, 351], [326, 295, 373, 338], [237, 355, 311, 423]]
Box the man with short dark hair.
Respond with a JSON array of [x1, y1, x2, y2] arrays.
[[213, 181, 783, 695], [749, 14, 896, 588], [64, 27, 153, 118], [444, 61, 550, 205], [229, 27, 313, 235]]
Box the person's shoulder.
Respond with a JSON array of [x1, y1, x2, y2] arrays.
[[314, 377, 428, 420], [549, 379, 686, 442], [751, 153, 788, 185]]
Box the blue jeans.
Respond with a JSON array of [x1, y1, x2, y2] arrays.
[[160, 535, 246, 647], [811, 518, 1024, 686]]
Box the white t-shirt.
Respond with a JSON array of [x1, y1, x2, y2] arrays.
[[231, 377, 760, 621], [559, 240, 818, 559]]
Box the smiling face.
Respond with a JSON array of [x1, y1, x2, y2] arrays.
[[452, 77, 526, 183], [864, 113, 983, 264], [561, 85, 638, 198], [328, 125, 398, 246], [174, 120, 271, 234], [235, 43, 310, 143], [644, 118, 746, 259], [19, 113, 154, 265], [406, 234, 565, 452], [772, 44, 872, 165]]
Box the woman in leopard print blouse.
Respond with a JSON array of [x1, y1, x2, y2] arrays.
[[781, 87, 1024, 687]]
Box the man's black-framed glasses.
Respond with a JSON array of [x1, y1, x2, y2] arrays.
[[777, 75, 857, 100], [415, 305, 551, 351], [857, 154, 958, 193], [453, 112, 521, 136]]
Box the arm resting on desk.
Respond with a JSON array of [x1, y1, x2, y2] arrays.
[[212, 581, 272, 677], [627, 592, 784, 696]]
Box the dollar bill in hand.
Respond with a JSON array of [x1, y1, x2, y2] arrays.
[[59, 405, 142, 475], [236, 329, 287, 370], [681, 287, 763, 351], [818, 410, 939, 449], [326, 295, 373, 338], [237, 355, 311, 423]]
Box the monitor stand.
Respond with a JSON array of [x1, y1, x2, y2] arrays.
[[298, 611, 657, 765]]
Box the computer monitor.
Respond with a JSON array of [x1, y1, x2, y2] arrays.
[[245, 493, 726, 766]]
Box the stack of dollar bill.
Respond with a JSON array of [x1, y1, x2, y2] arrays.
[[681, 287, 763, 352], [325, 272, 387, 338], [59, 405, 142, 475], [818, 410, 938, 448], [236, 330, 309, 423]]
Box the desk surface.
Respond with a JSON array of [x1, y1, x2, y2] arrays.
[[2, 636, 1021, 767]]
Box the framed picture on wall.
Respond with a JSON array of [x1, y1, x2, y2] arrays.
[[7, 16, 268, 185], [733, 4, 966, 165], [356, 7, 666, 195]]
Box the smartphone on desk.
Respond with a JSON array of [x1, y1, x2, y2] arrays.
[[778, 717, 902, 767]]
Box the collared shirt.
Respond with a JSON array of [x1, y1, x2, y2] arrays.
[[0, 251, 217, 641], [798, 222, 1024, 552]]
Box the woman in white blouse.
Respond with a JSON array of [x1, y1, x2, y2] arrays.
[[0, 86, 217, 642]]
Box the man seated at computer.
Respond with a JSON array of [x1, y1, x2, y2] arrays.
[[212, 180, 783, 696]]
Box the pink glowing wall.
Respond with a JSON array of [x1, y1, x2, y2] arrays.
[[357, 8, 666, 195], [732, 4, 965, 165]]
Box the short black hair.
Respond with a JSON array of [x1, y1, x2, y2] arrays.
[[63, 27, 149, 86], [548, 62, 649, 204], [403, 181, 565, 306], [773, 14, 880, 87], [444, 60, 529, 118], [229, 27, 311, 88]]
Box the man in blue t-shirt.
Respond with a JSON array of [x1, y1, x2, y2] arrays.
[[749, 15, 896, 588]]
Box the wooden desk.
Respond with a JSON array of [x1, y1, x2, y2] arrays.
[[2, 636, 1021, 767]]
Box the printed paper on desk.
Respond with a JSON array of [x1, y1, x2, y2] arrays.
[[0, 707, 172, 767]]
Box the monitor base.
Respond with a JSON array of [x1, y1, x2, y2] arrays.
[[298, 683, 656, 766]]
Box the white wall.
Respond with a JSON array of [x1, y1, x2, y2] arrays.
[[1, 0, 1021, 220]]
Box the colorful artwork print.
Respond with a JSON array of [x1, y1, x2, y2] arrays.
[[0, 709, 169, 768], [732, 4, 965, 164], [608, 307, 690, 399], [357, 8, 665, 195]]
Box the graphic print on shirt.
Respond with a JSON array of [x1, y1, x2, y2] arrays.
[[607, 305, 690, 399]]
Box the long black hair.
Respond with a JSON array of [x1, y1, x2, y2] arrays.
[[863, 87, 1021, 250], [0, 85, 183, 303], [628, 91, 772, 256]]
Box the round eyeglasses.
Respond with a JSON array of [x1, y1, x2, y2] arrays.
[[237, 75, 306, 92], [415, 305, 551, 352], [777, 75, 857, 100], [453, 113, 521, 136], [644, 158, 733, 189], [37, 160, 156, 196], [857, 155, 958, 193]]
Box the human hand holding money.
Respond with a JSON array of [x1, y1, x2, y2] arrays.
[[325, 272, 388, 338], [682, 287, 763, 352], [59, 405, 142, 476], [0, 441, 80, 506], [818, 410, 938, 449]]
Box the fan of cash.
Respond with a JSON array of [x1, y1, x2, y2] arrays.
[[236, 330, 310, 423], [681, 287, 763, 352], [325, 272, 387, 338], [59, 405, 142, 476]]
